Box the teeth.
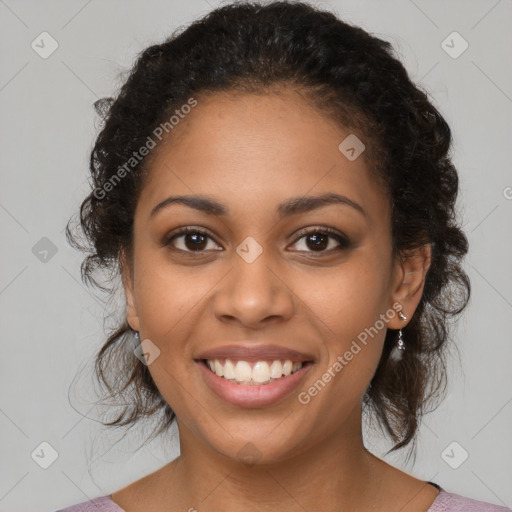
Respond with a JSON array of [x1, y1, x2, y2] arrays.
[[223, 359, 236, 380], [234, 361, 252, 382], [214, 360, 224, 377], [292, 361, 302, 373], [205, 358, 305, 385], [252, 361, 270, 383], [270, 360, 283, 379]]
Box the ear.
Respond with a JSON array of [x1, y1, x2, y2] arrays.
[[387, 244, 432, 329], [120, 247, 141, 332]]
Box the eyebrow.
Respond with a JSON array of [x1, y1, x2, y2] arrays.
[[150, 192, 366, 219]]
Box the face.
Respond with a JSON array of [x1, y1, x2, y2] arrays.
[[122, 88, 426, 464]]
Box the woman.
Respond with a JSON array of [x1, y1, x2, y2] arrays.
[[59, 1, 510, 511]]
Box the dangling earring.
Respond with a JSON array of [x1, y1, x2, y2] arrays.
[[390, 310, 407, 361], [133, 330, 140, 342]]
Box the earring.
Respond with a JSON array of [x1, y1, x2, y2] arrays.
[[396, 329, 405, 351], [133, 330, 140, 341], [389, 329, 405, 361], [390, 309, 407, 362]]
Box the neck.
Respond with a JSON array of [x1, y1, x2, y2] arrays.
[[161, 404, 387, 512]]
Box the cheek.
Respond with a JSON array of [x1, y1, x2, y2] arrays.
[[131, 259, 206, 414], [133, 251, 208, 336], [296, 249, 392, 335], [294, 249, 391, 386]]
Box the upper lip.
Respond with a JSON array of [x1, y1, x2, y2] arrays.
[[195, 344, 315, 363]]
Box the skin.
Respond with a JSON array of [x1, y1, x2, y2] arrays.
[[114, 87, 436, 512]]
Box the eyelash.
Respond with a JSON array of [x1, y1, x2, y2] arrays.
[[163, 226, 352, 256]]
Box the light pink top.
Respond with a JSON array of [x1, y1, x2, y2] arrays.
[[55, 485, 512, 511]]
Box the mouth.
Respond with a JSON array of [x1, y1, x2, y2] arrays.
[[197, 358, 312, 386], [194, 357, 314, 408], [193, 343, 316, 407]]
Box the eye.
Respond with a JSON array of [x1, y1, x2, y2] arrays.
[[163, 226, 352, 255], [289, 227, 351, 254], [164, 227, 221, 253]]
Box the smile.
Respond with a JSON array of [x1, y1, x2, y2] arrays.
[[204, 358, 305, 386], [195, 358, 314, 408]]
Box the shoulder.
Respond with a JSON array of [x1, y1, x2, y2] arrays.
[[429, 489, 511, 511], [55, 495, 125, 512]]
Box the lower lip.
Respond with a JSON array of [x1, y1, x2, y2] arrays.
[[195, 360, 313, 408]]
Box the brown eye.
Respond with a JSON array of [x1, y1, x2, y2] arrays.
[[164, 227, 221, 253], [290, 228, 351, 254], [181, 232, 208, 251]]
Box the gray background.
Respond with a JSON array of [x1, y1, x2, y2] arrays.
[[1, 0, 511, 511]]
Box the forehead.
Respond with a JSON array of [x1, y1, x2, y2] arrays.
[[139, 89, 388, 222]]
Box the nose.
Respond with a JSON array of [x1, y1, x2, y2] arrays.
[[212, 251, 295, 329]]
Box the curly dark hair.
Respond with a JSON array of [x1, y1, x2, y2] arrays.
[[66, 0, 470, 458]]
